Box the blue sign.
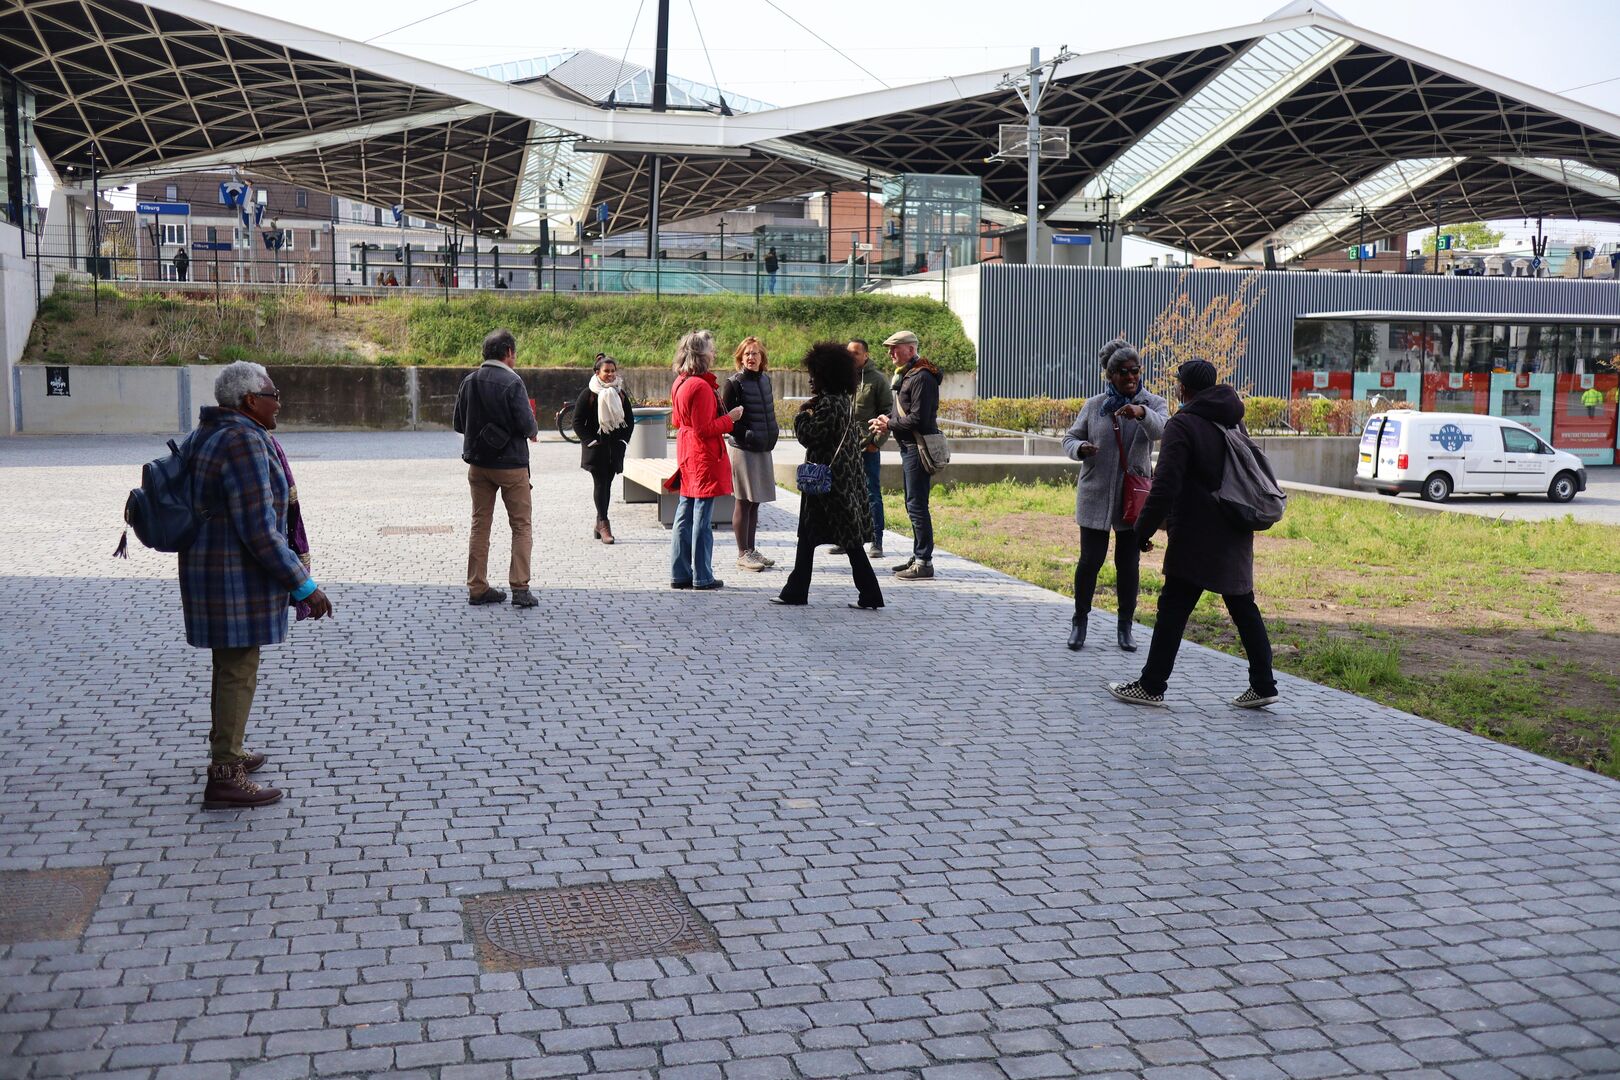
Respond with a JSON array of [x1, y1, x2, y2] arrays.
[[219, 181, 249, 209], [1429, 423, 1473, 452], [596, 201, 611, 225], [137, 201, 189, 216], [191, 241, 232, 251], [391, 204, 405, 224], [1051, 234, 1092, 246]]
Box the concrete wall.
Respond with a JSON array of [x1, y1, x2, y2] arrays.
[[1256, 435, 1359, 489], [2, 221, 47, 435], [14, 365, 185, 434]]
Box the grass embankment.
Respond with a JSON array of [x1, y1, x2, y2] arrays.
[[884, 482, 1620, 779], [27, 287, 974, 370]]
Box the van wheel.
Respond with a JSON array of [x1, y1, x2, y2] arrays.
[[1421, 473, 1452, 503], [1548, 472, 1578, 503]]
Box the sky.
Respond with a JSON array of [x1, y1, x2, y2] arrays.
[[76, 0, 1620, 254]]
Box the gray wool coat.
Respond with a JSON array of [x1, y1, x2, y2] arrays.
[[1062, 390, 1169, 531]]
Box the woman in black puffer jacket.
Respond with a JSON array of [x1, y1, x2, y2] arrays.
[[723, 336, 780, 571]]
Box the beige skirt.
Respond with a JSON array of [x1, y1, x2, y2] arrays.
[[728, 445, 777, 503]]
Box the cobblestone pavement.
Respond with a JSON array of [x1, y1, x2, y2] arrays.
[[3, 432, 1619, 1080]]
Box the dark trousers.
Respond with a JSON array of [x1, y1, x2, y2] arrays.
[[780, 530, 883, 606], [862, 449, 884, 541], [590, 468, 614, 520], [1075, 526, 1139, 620], [899, 442, 934, 562], [1139, 574, 1276, 697], [209, 646, 260, 764], [734, 500, 759, 553]]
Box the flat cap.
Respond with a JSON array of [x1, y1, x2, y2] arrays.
[[882, 330, 919, 347]]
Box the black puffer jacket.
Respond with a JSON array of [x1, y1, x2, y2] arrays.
[[1133, 383, 1254, 596], [723, 369, 779, 452]]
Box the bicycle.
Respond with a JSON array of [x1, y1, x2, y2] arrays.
[[555, 400, 580, 443]]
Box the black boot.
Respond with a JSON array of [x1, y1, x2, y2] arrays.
[[1117, 614, 1137, 652], [1068, 614, 1087, 651]]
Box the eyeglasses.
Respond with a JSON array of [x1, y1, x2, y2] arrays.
[[1115, 368, 1141, 376], [250, 389, 282, 400]]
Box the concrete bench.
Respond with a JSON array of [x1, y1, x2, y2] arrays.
[[622, 458, 733, 528]]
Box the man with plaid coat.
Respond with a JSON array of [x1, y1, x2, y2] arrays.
[[181, 361, 333, 809]]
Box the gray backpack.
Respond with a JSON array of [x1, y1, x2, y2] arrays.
[[1210, 423, 1286, 531]]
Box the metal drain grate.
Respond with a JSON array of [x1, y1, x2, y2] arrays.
[[0, 868, 110, 945], [378, 525, 454, 536], [462, 879, 719, 971]]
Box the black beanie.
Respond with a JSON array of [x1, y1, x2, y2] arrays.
[[1177, 360, 1218, 393]]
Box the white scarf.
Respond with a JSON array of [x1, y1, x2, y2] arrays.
[[590, 375, 627, 432]]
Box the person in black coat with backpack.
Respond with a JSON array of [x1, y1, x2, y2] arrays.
[[1107, 360, 1278, 710], [573, 353, 635, 544]]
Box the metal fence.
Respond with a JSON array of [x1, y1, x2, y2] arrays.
[[978, 265, 1620, 399]]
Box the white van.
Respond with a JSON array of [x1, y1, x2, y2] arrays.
[[1353, 410, 1587, 503]]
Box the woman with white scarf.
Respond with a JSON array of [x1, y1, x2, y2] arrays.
[[573, 353, 636, 544]]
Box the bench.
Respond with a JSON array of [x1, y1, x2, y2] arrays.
[[621, 458, 733, 528]]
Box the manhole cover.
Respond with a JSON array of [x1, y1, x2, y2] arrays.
[[461, 879, 718, 971], [378, 525, 454, 536], [0, 868, 110, 945]]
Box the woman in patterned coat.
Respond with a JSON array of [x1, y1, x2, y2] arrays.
[[771, 342, 883, 610]]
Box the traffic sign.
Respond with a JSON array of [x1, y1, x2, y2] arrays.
[[1437, 234, 1454, 251], [191, 241, 232, 251], [137, 201, 189, 215], [1051, 234, 1092, 246]]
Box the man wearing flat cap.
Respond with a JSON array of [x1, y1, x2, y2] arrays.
[[868, 329, 942, 580]]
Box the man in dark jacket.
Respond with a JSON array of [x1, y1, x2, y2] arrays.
[[846, 338, 892, 559], [453, 328, 540, 608], [1108, 360, 1278, 709], [869, 329, 941, 579]]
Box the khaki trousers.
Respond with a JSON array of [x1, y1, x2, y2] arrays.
[[209, 646, 260, 764], [467, 465, 533, 595]]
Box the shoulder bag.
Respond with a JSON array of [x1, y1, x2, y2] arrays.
[[895, 376, 951, 474], [796, 398, 855, 496], [1113, 414, 1152, 526]]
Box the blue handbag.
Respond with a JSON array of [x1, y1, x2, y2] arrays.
[[795, 398, 855, 496]]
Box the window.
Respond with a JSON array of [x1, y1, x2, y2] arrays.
[[165, 183, 177, 201], [373, 207, 383, 226], [309, 229, 319, 251], [1502, 427, 1546, 454], [350, 202, 366, 223], [161, 222, 186, 246], [277, 229, 294, 251], [206, 226, 217, 243], [295, 188, 307, 209], [233, 227, 252, 250]]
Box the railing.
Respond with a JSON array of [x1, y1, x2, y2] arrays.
[[937, 417, 1067, 456]]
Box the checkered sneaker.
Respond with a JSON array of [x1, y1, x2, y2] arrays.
[[1107, 680, 1165, 707], [1231, 688, 1280, 709]]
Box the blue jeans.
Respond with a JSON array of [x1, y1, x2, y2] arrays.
[[862, 449, 884, 542], [670, 496, 716, 586], [899, 442, 933, 562], [766, 271, 778, 294]]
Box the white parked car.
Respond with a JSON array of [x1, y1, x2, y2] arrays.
[[1353, 410, 1587, 503]]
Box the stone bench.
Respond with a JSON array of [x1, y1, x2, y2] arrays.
[[622, 458, 733, 528]]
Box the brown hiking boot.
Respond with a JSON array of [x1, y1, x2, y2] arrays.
[[596, 518, 615, 545], [241, 752, 267, 774], [202, 762, 284, 810]]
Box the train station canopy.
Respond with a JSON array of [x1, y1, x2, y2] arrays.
[[2, 0, 1617, 255]]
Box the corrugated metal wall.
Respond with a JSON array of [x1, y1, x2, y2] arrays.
[[978, 265, 1620, 399]]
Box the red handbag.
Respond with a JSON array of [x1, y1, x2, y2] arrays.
[[1113, 416, 1151, 526]]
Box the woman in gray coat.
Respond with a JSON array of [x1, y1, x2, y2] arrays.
[[1062, 343, 1168, 651]]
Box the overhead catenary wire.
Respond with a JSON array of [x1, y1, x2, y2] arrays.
[[363, 0, 484, 45], [758, 0, 890, 89], [610, 0, 650, 106], [686, 0, 729, 110]]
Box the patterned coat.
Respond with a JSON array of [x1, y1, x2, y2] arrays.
[[179, 408, 312, 649], [793, 392, 872, 549]]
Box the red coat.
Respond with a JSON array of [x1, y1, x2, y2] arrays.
[[672, 371, 735, 499]]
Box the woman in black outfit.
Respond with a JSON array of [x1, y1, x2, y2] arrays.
[[573, 353, 635, 544], [771, 343, 882, 610]]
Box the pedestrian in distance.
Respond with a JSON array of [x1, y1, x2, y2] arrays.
[[772, 343, 883, 610], [453, 328, 540, 608], [573, 352, 635, 545], [835, 337, 892, 560], [764, 246, 780, 294], [180, 361, 334, 809], [670, 329, 745, 591], [724, 336, 780, 572], [1108, 360, 1279, 710], [1063, 342, 1167, 651], [868, 329, 941, 580]]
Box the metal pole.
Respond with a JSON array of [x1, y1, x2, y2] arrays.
[[329, 216, 338, 316], [1026, 47, 1040, 266], [648, 157, 662, 263], [1432, 199, 1443, 275], [1357, 208, 1366, 273], [213, 244, 221, 314], [865, 167, 872, 259], [443, 228, 450, 300], [90, 145, 99, 314]]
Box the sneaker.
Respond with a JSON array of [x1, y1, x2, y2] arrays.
[[510, 588, 538, 609], [890, 557, 916, 575], [693, 580, 725, 591], [1232, 688, 1279, 709], [895, 561, 934, 580], [468, 588, 507, 606], [754, 550, 776, 567], [737, 553, 763, 572], [1107, 680, 1166, 708], [867, 545, 884, 559]]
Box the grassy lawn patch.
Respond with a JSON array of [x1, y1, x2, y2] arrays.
[[884, 481, 1620, 780], [28, 286, 973, 370]]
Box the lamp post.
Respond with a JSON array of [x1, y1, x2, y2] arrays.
[[1432, 198, 1444, 275]]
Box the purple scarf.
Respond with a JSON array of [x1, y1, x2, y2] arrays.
[[270, 436, 314, 620]]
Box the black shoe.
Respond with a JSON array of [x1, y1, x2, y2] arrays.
[[891, 557, 916, 575], [848, 601, 883, 610], [769, 596, 806, 606], [895, 561, 934, 580], [828, 545, 848, 555], [1068, 615, 1087, 651], [511, 588, 538, 609], [469, 588, 507, 606], [670, 581, 692, 590], [1117, 618, 1137, 652], [694, 580, 725, 591]]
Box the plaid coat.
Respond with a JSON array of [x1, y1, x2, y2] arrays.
[[178, 408, 312, 649]]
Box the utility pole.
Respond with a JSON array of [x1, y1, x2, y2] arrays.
[[1025, 47, 1041, 263], [89, 145, 100, 314], [1357, 207, 1367, 273], [647, 0, 670, 263]]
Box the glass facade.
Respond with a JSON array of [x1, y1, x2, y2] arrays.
[[1293, 315, 1620, 464], [880, 174, 981, 277], [0, 68, 37, 233]]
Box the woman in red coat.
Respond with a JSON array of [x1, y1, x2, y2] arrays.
[[670, 329, 744, 590]]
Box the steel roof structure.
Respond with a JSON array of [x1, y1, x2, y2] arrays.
[[1, 0, 1616, 256]]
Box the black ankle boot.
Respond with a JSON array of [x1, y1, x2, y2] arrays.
[[1068, 614, 1087, 651], [1117, 616, 1137, 652]]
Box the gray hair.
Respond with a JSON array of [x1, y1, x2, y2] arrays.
[[673, 329, 715, 375], [214, 361, 272, 407]]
